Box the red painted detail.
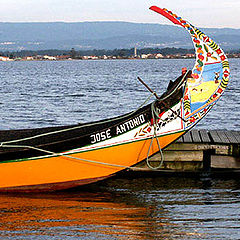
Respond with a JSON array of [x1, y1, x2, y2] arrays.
[[216, 49, 222, 55], [220, 55, 226, 61], [223, 73, 229, 78], [180, 19, 186, 24], [150, 118, 153, 125], [190, 117, 195, 123], [190, 74, 195, 78], [205, 61, 221, 65], [223, 69, 229, 78], [203, 36, 210, 42], [182, 67, 187, 75], [147, 127, 152, 133], [198, 54, 204, 61], [193, 38, 200, 44], [217, 88, 223, 94], [149, 6, 184, 27], [159, 112, 165, 118], [192, 73, 199, 79], [184, 95, 189, 101], [185, 110, 190, 116], [150, 111, 165, 125]]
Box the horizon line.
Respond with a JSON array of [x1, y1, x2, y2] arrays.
[[0, 21, 239, 30]]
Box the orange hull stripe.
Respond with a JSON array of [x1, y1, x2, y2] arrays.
[[0, 132, 183, 189]]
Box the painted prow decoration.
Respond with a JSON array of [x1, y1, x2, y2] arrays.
[[150, 6, 230, 128]]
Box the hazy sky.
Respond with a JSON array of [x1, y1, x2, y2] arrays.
[[0, 0, 239, 28]]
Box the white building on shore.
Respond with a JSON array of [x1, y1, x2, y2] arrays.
[[0, 56, 12, 61]]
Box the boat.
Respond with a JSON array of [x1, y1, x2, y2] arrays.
[[0, 6, 230, 192]]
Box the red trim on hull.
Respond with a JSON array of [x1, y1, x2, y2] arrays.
[[0, 175, 113, 193]]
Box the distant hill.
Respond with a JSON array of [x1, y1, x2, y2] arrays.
[[0, 22, 239, 51]]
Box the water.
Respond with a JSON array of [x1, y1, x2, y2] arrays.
[[0, 59, 239, 239], [0, 59, 239, 130], [0, 178, 240, 239]]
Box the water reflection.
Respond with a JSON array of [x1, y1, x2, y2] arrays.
[[0, 190, 173, 239], [0, 177, 240, 239]]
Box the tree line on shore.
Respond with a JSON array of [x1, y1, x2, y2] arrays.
[[0, 47, 195, 59], [1, 47, 239, 59]]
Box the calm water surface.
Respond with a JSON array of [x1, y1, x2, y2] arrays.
[[0, 59, 239, 129], [0, 178, 240, 239], [0, 59, 239, 239]]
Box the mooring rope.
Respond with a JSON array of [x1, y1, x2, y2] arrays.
[[0, 72, 188, 170], [145, 101, 165, 170], [0, 93, 162, 171], [142, 71, 189, 169], [0, 143, 153, 171]]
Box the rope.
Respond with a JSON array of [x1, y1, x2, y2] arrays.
[[0, 72, 188, 171], [0, 93, 161, 171], [0, 143, 151, 171], [145, 101, 164, 170], [144, 71, 189, 169]]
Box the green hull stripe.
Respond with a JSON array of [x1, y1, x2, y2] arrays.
[[0, 130, 185, 164]]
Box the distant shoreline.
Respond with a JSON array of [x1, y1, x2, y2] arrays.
[[0, 47, 239, 62], [0, 56, 239, 62]]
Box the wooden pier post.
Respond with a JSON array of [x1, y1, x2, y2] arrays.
[[203, 149, 215, 172]]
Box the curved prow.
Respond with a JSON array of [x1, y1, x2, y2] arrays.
[[150, 6, 230, 128]]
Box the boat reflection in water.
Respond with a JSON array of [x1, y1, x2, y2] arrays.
[[0, 177, 210, 239], [0, 193, 171, 239]]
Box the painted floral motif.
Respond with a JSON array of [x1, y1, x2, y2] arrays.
[[204, 45, 218, 62], [160, 8, 230, 123]]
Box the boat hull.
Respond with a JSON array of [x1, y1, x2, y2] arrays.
[[0, 131, 183, 192]]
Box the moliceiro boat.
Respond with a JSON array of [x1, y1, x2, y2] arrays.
[[0, 6, 230, 192]]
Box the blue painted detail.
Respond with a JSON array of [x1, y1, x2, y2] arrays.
[[201, 63, 223, 83]]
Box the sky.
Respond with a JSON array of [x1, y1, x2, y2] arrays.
[[0, 0, 239, 28]]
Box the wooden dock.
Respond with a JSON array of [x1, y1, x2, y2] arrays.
[[135, 129, 240, 173]]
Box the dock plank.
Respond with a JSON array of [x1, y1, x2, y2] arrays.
[[183, 131, 192, 143], [191, 130, 202, 143], [176, 136, 184, 143], [216, 130, 231, 144], [224, 131, 239, 144], [199, 130, 212, 143], [231, 131, 240, 143], [151, 150, 203, 162], [176, 130, 240, 144], [209, 130, 223, 143]]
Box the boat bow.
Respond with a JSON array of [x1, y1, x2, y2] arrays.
[[150, 6, 230, 129]]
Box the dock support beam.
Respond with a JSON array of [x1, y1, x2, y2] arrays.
[[202, 149, 215, 177]]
